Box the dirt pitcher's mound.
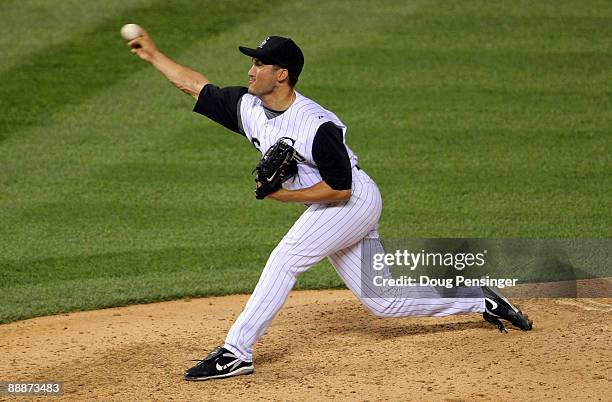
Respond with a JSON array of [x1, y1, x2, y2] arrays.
[[1, 290, 611, 401]]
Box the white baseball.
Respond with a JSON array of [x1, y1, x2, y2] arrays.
[[120, 24, 143, 41]]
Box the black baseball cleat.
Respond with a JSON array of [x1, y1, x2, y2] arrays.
[[482, 286, 533, 333], [184, 346, 254, 381]]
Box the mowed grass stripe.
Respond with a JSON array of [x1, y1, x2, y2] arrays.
[[1, 261, 347, 324], [0, 1, 429, 322], [0, 0, 280, 141], [0, 0, 423, 259], [0, 0, 610, 323], [0, 0, 155, 73], [308, 5, 611, 236]]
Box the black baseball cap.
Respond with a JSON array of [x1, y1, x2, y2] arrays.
[[239, 36, 304, 77]]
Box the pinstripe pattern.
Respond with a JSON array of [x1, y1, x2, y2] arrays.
[[222, 94, 485, 363], [329, 243, 485, 318], [224, 168, 485, 362], [239, 91, 359, 191], [224, 168, 381, 361]]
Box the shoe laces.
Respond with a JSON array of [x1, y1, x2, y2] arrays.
[[192, 346, 223, 367]]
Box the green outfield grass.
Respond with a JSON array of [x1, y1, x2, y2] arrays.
[[1, 0, 610, 323]]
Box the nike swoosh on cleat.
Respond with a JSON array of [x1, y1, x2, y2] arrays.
[[216, 359, 240, 371], [486, 298, 498, 312]]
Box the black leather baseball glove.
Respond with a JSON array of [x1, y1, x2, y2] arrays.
[[253, 137, 301, 199]]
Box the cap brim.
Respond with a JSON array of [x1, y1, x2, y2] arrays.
[[238, 46, 275, 65], [238, 46, 259, 57]]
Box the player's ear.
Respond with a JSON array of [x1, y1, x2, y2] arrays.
[[276, 68, 289, 83]]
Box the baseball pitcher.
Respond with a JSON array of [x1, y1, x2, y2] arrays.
[[127, 30, 532, 381]]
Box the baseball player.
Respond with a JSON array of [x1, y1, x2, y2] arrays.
[[128, 31, 532, 381]]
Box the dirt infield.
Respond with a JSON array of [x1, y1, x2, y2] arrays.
[[1, 290, 611, 401]]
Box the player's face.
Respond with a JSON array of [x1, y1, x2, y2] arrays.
[[248, 58, 281, 96]]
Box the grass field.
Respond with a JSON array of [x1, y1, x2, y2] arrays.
[[1, 0, 610, 323]]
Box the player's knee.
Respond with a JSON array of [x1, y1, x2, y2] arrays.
[[267, 243, 324, 274], [264, 248, 317, 276]]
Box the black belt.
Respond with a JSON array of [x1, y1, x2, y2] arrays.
[[355, 165, 361, 170]]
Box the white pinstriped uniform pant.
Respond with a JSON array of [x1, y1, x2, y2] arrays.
[[224, 168, 485, 362]]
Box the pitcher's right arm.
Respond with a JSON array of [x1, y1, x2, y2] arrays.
[[128, 29, 209, 99]]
